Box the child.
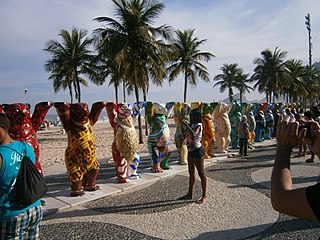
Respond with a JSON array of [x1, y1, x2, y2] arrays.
[[238, 115, 249, 156], [180, 108, 207, 204]]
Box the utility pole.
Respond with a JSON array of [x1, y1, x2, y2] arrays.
[[304, 13, 313, 110], [305, 13, 312, 66]]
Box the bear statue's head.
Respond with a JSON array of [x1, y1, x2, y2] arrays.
[[154, 102, 167, 116], [70, 103, 89, 123], [2, 103, 31, 125], [117, 103, 132, 119], [202, 103, 213, 115], [214, 102, 230, 119]]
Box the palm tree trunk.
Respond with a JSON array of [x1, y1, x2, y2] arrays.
[[68, 85, 73, 104], [142, 87, 148, 136], [73, 81, 78, 103], [309, 97, 313, 110], [272, 92, 275, 103], [135, 84, 143, 144], [114, 84, 118, 104], [68, 80, 73, 103], [239, 90, 243, 103], [123, 80, 126, 102], [183, 71, 188, 102], [74, 67, 81, 103], [305, 97, 308, 111], [228, 87, 234, 102]]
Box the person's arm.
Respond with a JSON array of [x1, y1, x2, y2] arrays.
[[0, 154, 2, 170], [271, 116, 317, 220], [192, 124, 202, 138], [182, 119, 197, 136]]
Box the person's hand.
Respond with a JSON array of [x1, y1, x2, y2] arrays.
[[276, 115, 305, 150], [301, 120, 320, 157]]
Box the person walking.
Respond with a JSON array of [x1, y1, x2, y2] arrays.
[[0, 113, 43, 239], [179, 108, 207, 204], [238, 115, 250, 156]]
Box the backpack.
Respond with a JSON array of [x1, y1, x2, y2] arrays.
[[1, 144, 47, 209]]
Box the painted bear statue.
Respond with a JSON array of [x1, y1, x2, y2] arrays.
[[54, 102, 106, 196], [106, 102, 143, 183], [201, 102, 217, 158], [2, 102, 53, 175], [145, 102, 172, 173], [213, 102, 231, 153], [173, 102, 190, 165]]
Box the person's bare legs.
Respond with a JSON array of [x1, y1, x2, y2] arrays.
[[302, 142, 307, 157], [195, 157, 207, 204], [306, 146, 315, 163], [179, 156, 195, 200]]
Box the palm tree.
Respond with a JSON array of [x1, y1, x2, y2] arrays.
[[250, 47, 288, 103], [48, 67, 89, 103], [234, 70, 254, 103], [303, 64, 320, 107], [44, 28, 95, 103], [94, 0, 172, 143], [283, 59, 307, 103], [167, 29, 214, 102], [92, 55, 126, 103], [213, 63, 241, 102]]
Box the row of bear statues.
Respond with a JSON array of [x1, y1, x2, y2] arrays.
[[0, 100, 304, 196]]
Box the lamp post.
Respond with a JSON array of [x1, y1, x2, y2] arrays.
[[305, 13, 312, 67], [304, 13, 313, 110]]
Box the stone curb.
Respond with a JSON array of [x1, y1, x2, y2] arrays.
[[43, 141, 273, 217]]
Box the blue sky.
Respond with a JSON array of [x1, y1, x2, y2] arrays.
[[1, 0, 320, 110]]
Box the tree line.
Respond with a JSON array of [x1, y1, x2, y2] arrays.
[[43, 0, 320, 110]]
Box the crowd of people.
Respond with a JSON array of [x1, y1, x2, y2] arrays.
[[1, 101, 320, 238]]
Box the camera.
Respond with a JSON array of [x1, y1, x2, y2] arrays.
[[298, 125, 313, 138]]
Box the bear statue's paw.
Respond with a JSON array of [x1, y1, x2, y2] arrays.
[[178, 160, 187, 165], [152, 163, 164, 173], [160, 162, 171, 170], [117, 177, 130, 183]]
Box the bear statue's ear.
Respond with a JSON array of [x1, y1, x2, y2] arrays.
[[1, 104, 8, 112]]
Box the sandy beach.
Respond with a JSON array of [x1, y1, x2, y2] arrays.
[[38, 118, 177, 176]]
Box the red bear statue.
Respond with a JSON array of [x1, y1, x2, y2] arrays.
[[2, 102, 53, 175]]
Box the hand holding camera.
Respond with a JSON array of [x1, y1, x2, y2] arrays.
[[301, 120, 320, 158], [276, 115, 305, 150]]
